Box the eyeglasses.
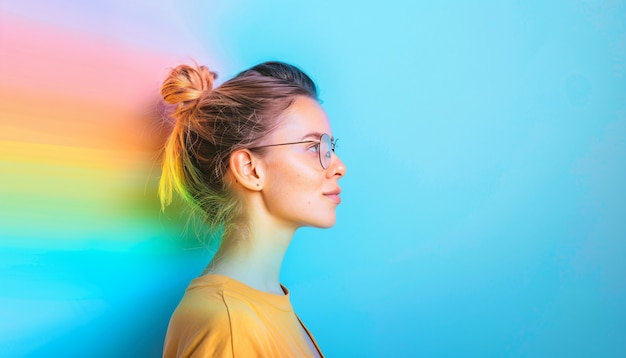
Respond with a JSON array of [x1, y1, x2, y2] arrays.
[[249, 133, 337, 169]]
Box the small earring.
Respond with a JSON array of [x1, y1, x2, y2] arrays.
[[256, 183, 260, 187]]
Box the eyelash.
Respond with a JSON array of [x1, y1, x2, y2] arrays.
[[307, 143, 320, 152]]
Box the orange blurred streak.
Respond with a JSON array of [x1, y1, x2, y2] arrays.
[[0, 87, 148, 151]]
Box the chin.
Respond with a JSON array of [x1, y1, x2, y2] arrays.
[[292, 211, 338, 229], [310, 216, 337, 229]]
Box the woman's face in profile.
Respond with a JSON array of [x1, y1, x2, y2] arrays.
[[259, 96, 346, 229]]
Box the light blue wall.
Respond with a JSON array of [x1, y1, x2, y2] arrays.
[[2, 1, 625, 357], [211, 1, 626, 356]]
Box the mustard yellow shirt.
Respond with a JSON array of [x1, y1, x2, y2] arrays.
[[163, 274, 324, 357]]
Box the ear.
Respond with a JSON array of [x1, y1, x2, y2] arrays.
[[229, 149, 264, 191]]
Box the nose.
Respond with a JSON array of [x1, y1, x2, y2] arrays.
[[327, 152, 346, 178]]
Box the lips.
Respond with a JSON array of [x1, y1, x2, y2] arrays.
[[323, 189, 342, 204]]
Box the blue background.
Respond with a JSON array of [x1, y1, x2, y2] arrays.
[[1, 0, 625, 357]]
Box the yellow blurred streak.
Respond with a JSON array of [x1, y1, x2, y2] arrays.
[[0, 140, 164, 241], [0, 87, 162, 151], [0, 139, 160, 209], [0, 139, 155, 171]]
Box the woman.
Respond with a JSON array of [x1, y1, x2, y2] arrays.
[[159, 61, 346, 357]]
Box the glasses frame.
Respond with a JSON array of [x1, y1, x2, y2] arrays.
[[248, 133, 337, 169]]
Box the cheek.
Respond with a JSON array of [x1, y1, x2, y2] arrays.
[[266, 163, 294, 197], [272, 170, 306, 200], [266, 161, 319, 205], [295, 172, 313, 206]]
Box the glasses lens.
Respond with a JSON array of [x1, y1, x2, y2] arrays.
[[320, 133, 331, 169]]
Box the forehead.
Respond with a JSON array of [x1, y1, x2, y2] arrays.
[[272, 96, 331, 140]]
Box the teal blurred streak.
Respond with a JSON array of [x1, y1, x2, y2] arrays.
[[0, 247, 211, 357]]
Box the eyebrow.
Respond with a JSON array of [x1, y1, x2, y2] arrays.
[[300, 132, 335, 142]]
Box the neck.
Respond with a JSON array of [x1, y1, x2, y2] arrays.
[[206, 215, 296, 295]]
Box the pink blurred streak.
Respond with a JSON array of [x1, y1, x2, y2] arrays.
[[0, 12, 188, 150]]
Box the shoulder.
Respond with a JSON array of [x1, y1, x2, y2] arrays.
[[163, 275, 272, 358], [163, 276, 233, 357]]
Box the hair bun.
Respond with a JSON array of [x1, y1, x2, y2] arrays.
[[161, 64, 217, 108]]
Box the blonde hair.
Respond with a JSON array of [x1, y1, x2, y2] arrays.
[[159, 61, 318, 239]]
